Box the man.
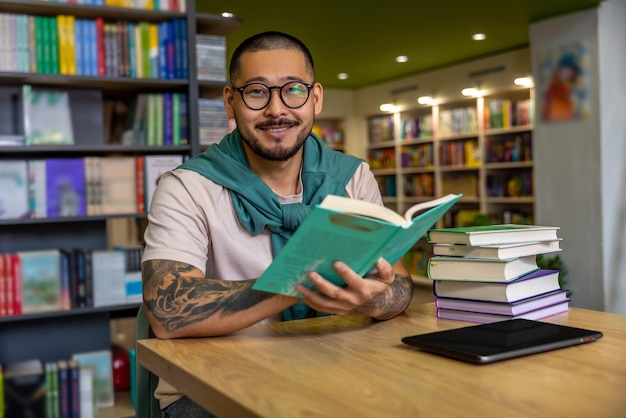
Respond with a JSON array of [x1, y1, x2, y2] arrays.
[[141, 31, 414, 417]]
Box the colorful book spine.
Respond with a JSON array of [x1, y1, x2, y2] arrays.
[[127, 21, 137, 77], [96, 18, 105, 76], [172, 92, 180, 146], [163, 92, 172, 145]]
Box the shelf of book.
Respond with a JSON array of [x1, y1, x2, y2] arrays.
[[0, 4, 242, 415], [366, 87, 535, 228]]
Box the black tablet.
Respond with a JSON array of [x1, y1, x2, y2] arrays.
[[401, 319, 603, 364]]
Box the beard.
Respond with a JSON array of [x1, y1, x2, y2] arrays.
[[236, 117, 312, 162]]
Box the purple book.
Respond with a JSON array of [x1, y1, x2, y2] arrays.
[[45, 158, 86, 217]]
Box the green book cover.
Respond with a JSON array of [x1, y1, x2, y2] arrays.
[[146, 94, 157, 146], [172, 93, 180, 146], [426, 224, 560, 246], [253, 194, 461, 297], [35, 16, 45, 73], [155, 93, 164, 145], [140, 21, 151, 79], [49, 16, 59, 74]]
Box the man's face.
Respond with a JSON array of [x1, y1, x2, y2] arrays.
[[224, 49, 323, 162]]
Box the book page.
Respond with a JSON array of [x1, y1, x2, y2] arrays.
[[403, 194, 461, 221], [319, 195, 406, 225]]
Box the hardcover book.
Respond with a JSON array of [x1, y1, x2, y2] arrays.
[[18, 249, 62, 314], [45, 158, 86, 217], [436, 300, 570, 324], [143, 154, 183, 211], [427, 255, 539, 282], [433, 269, 561, 303], [253, 193, 461, 297], [0, 159, 29, 220], [432, 239, 562, 259], [23, 85, 74, 145], [426, 224, 560, 246], [72, 349, 115, 408], [99, 157, 137, 215], [435, 289, 569, 316]]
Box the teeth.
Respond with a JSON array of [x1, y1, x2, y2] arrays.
[[266, 126, 289, 132]]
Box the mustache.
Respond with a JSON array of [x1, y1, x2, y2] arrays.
[[256, 119, 300, 128]]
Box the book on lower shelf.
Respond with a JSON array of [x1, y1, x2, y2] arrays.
[[3, 359, 46, 418], [253, 193, 461, 297], [72, 349, 115, 409], [18, 249, 63, 314]]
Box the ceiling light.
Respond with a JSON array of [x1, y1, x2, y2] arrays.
[[396, 56, 408, 63], [514, 76, 534, 87], [417, 96, 434, 105], [472, 33, 486, 41], [379, 103, 396, 112], [221, 12, 234, 18], [337, 73, 349, 80], [461, 87, 479, 97]]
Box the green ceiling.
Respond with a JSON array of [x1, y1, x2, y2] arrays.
[[197, 0, 602, 89]]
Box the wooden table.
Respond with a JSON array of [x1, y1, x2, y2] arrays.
[[137, 303, 626, 418]]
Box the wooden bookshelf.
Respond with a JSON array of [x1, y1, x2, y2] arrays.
[[0, 1, 242, 416], [366, 87, 535, 227]]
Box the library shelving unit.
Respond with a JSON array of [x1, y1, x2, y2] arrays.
[[313, 117, 346, 152], [366, 87, 535, 228], [0, 0, 242, 413]]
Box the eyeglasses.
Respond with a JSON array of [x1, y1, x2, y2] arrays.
[[231, 81, 314, 110]]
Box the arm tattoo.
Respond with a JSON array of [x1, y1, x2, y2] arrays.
[[142, 259, 274, 332], [355, 274, 414, 320]]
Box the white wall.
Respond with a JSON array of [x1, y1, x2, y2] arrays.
[[598, 0, 626, 314], [530, 0, 626, 314]]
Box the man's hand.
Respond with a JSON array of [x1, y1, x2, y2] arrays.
[[294, 257, 413, 320]]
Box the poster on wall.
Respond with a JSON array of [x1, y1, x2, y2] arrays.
[[537, 42, 590, 122]]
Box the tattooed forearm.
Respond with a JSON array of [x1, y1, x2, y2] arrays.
[[354, 274, 414, 320], [142, 259, 274, 332]]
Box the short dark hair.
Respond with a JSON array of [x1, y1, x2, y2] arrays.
[[229, 31, 315, 81]]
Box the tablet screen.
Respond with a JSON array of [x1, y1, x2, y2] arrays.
[[401, 319, 603, 364]]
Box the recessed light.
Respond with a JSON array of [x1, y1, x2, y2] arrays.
[[472, 33, 486, 41], [337, 73, 349, 80], [462, 87, 479, 97], [514, 77, 533, 87], [379, 103, 396, 112], [417, 96, 434, 105], [396, 56, 408, 63], [221, 12, 234, 18]]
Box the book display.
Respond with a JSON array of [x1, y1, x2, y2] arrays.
[[366, 87, 535, 228], [0, 1, 243, 415], [425, 224, 569, 323]]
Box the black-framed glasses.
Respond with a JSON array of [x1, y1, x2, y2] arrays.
[[231, 81, 314, 110]]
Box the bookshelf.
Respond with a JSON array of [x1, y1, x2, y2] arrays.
[[0, 0, 242, 415], [313, 117, 345, 151], [367, 87, 535, 227]]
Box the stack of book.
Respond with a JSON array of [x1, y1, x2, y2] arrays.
[[425, 224, 568, 323]]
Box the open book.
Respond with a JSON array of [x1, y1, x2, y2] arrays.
[[252, 193, 462, 297]]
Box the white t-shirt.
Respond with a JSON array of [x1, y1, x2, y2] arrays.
[[142, 162, 382, 409]]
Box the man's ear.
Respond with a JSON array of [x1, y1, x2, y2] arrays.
[[223, 85, 235, 118], [313, 82, 323, 115]]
